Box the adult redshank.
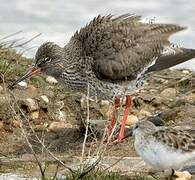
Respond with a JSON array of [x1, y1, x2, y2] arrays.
[[11, 14, 195, 142]]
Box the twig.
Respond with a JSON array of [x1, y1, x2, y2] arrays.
[[13, 33, 42, 48], [0, 31, 22, 41], [80, 83, 90, 170], [78, 156, 101, 179]]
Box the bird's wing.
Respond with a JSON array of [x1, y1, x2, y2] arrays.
[[68, 14, 185, 80], [153, 129, 195, 152]]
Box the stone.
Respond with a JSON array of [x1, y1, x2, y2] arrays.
[[137, 109, 151, 118], [18, 81, 28, 88], [46, 76, 58, 84], [48, 122, 72, 132], [174, 171, 192, 180], [100, 100, 112, 118], [40, 95, 49, 103], [125, 115, 138, 127], [160, 88, 177, 99], [182, 70, 190, 74], [100, 100, 110, 106], [30, 111, 39, 120], [55, 110, 66, 121], [19, 98, 39, 112], [185, 93, 195, 103]]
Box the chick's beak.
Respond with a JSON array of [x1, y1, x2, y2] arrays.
[[11, 66, 41, 88]]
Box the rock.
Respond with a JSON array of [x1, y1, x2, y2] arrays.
[[137, 109, 151, 118], [19, 98, 39, 112], [46, 76, 58, 84], [185, 93, 195, 103], [125, 115, 138, 127], [174, 171, 192, 180], [182, 70, 190, 74], [39, 95, 49, 109], [0, 85, 3, 93], [0, 121, 3, 130], [30, 111, 39, 120], [159, 109, 180, 122], [160, 88, 177, 99], [18, 81, 28, 88], [100, 100, 110, 106], [100, 100, 112, 118], [48, 101, 67, 121], [55, 110, 66, 121], [48, 122, 72, 132], [40, 95, 49, 103]]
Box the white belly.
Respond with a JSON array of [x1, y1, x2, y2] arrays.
[[134, 139, 194, 170]]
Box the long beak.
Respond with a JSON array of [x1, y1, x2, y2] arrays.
[[11, 66, 41, 88]]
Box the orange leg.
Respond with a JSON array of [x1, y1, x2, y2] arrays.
[[108, 96, 120, 135], [115, 95, 131, 142]]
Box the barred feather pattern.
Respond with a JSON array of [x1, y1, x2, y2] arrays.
[[34, 14, 193, 100]]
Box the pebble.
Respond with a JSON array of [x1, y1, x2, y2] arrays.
[[20, 98, 39, 112], [54, 110, 66, 121], [100, 100, 112, 118], [185, 93, 195, 102], [137, 109, 151, 118], [100, 100, 110, 106], [48, 122, 72, 132], [160, 88, 177, 99], [174, 171, 192, 180], [125, 115, 138, 127], [46, 76, 58, 84], [30, 111, 39, 120], [40, 95, 49, 103], [18, 81, 28, 88], [182, 70, 190, 74]]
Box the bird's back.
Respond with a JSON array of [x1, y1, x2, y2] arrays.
[[67, 14, 187, 82]]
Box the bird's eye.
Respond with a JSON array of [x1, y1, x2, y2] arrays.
[[134, 124, 139, 130], [43, 57, 51, 63]]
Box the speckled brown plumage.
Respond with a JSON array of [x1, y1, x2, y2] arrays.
[[12, 14, 195, 99], [153, 128, 195, 152]]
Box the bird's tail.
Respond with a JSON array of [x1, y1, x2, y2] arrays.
[[146, 47, 195, 73]]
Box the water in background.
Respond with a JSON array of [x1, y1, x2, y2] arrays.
[[0, 0, 194, 70]]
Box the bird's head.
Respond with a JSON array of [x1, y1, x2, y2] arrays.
[[133, 120, 157, 137], [11, 42, 62, 87]]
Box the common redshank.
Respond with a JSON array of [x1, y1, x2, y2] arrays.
[[11, 14, 195, 142]]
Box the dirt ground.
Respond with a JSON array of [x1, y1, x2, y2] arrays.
[[1, 48, 195, 179]]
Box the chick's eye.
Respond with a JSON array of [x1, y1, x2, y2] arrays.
[[134, 124, 139, 130]]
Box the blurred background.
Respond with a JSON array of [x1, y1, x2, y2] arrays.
[[0, 0, 194, 69]]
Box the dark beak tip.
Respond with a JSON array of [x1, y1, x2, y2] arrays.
[[8, 67, 41, 89]]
